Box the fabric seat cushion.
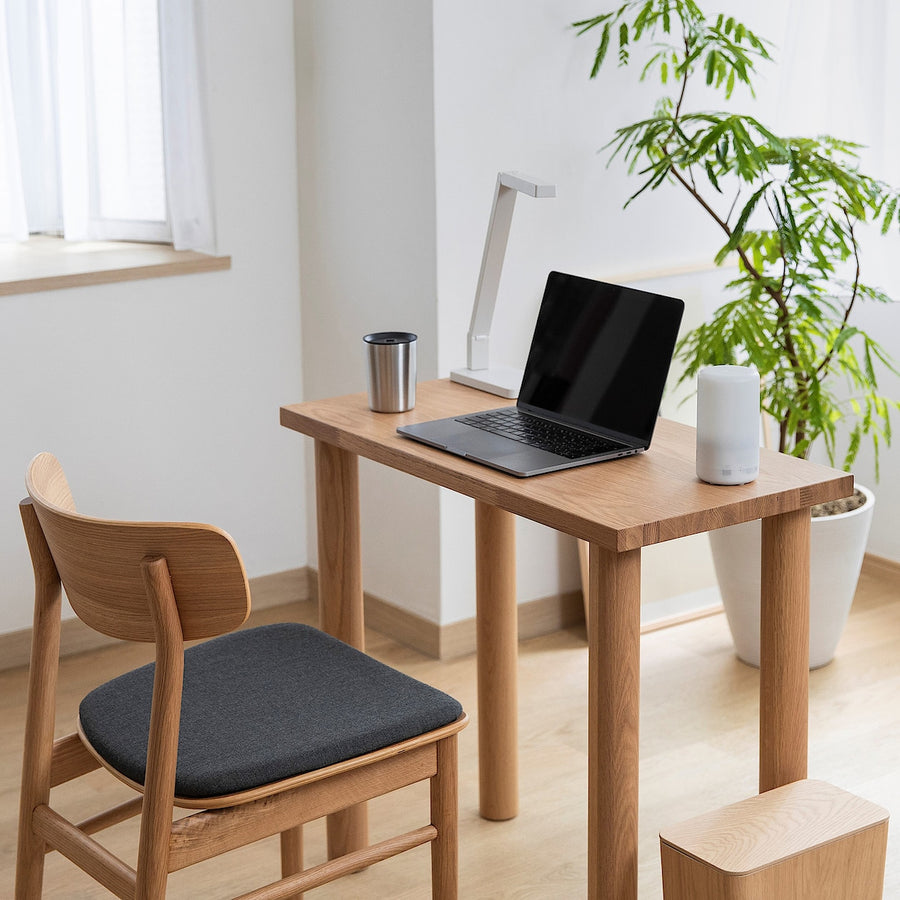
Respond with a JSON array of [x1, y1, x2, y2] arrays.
[[78, 622, 463, 798]]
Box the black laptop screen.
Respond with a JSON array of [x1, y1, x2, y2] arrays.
[[517, 272, 685, 444]]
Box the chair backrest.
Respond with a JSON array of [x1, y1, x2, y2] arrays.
[[25, 452, 251, 642]]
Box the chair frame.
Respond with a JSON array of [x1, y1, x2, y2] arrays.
[[16, 453, 465, 900]]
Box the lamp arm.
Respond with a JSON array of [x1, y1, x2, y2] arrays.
[[467, 175, 518, 371]]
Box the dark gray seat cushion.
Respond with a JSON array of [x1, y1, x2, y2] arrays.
[[79, 623, 463, 798]]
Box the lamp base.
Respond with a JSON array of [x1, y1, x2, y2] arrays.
[[450, 365, 523, 399]]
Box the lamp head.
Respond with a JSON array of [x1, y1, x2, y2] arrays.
[[498, 171, 557, 199]]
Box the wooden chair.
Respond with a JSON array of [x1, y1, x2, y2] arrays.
[[16, 452, 467, 899]]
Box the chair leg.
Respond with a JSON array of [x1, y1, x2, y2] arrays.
[[15, 654, 56, 899], [280, 826, 304, 900], [16, 500, 63, 900], [15, 807, 45, 900], [16, 707, 53, 900], [430, 735, 459, 900]]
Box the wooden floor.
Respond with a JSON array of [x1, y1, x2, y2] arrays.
[[2, 563, 899, 899]]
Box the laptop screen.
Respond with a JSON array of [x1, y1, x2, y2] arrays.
[[518, 272, 685, 443]]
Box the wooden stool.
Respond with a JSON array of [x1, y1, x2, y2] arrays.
[[659, 779, 889, 900]]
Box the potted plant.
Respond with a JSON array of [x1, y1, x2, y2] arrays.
[[575, 0, 900, 666]]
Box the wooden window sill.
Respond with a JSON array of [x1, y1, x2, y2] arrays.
[[0, 235, 231, 296]]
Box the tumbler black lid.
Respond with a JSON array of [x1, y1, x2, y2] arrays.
[[364, 332, 417, 345]]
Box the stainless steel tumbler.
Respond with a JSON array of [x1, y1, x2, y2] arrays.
[[364, 332, 417, 412]]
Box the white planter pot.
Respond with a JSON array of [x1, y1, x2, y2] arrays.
[[709, 484, 875, 669]]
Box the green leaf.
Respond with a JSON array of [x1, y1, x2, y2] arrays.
[[830, 326, 860, 354], [705, 50, 717, 86], [704, 159, 721, 192], [881, 195, 898, 235], [590, 24, 612, 77], [572, 14, 612, 36]]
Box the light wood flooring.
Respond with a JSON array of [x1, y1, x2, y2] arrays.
[[2, 563, 899, 899]]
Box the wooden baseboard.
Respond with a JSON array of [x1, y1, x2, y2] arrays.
[[0, 568, 312, 673], [436, 589, 585, 659], [307, 575, 585, 660], [861, 552, 900, 580], [4, 553, 894, 672], [0, 566, 580, 668], [641, 603, 724, 634]]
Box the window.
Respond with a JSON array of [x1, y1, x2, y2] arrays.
[[0, 0, 216, 253]]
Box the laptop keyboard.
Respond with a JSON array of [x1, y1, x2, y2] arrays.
[[458, 408, 625, 460]]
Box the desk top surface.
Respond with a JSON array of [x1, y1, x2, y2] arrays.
[[281, 379, 853, 552]]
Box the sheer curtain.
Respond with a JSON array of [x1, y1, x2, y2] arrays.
[[158, 0, 217, 254], [0, 0, 27, 241], [0, 0, 217, 253]]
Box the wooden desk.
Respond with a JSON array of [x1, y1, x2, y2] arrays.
[[280, 379, 853, 900]]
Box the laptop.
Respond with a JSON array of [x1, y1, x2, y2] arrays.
[[397, 271, 685, 477]]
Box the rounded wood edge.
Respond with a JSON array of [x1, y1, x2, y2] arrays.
[[661, 820, 890, 878], [658, 779, 890, 876], [25, 452, 252, 640], [77, 713, 469, 810], [280, 389, 856, 553], [26, 452, 245, 550]]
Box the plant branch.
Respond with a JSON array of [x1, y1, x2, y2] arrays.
[[667, 159, 764, 284], [816, 208, 861, 376], [666, 158, 812, 453], [762, 194, 789, 297], [725, 188, 741, 226], [655, 16, 811, 453], [673, 32, 690, 120], [761, 192, 803, 452]]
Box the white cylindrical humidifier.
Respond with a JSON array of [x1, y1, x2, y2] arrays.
[[696, 365, 760, 485]]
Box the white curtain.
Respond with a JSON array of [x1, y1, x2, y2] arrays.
[[0, 0, 217, 253], [0, 0, 27, 241], [158, 0, 217, 254]]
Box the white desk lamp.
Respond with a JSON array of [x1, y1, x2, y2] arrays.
[[450, 171, 556, 398]]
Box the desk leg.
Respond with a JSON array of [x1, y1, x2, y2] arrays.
[[589, 543, 641, 900], [475, 500, 518, 821], [315, 440, 368, 857], [759, 508, 810, 793]]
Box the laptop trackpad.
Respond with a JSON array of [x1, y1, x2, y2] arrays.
[[399, 419, 514, 456], [398, 419, 564, 475], [467, 444, 564, 474], [451, 427, 517, 457]]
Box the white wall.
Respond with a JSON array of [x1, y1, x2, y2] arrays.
[[293, 0, 900, 630], [431, 0, 732, 622], [0, 0, 306, 635], [430, 0, 900, 622], [774, 2, 900, 560], [294, 1, 444, 621], [5, 1, 896, 641]]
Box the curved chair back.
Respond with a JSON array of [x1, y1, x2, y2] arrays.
[[25, 452, 250, 642]]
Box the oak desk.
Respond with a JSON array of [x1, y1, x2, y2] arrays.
[[280, 378, 853, 900]]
